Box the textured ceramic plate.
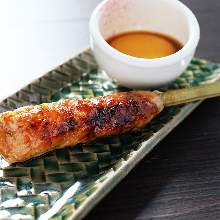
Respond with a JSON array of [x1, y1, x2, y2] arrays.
[[0, 48, 220, 220]]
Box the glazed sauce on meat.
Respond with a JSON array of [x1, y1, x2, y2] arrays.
[[106, 31, 183, 59], [0, 91, 164, 163]]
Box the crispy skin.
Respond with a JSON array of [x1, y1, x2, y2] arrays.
[[0, 91, 164, 163]]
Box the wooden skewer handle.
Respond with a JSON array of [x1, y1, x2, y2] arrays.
[[161, 81, 220, 106]]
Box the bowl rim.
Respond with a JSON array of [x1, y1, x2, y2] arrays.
[[89, 0, 200, 68]]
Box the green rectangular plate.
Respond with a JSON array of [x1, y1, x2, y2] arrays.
[[0, 48, 220, 220]]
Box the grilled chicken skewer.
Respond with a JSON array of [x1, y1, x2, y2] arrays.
[[1, 81, 220, 163], [0, 91, 164, 163]]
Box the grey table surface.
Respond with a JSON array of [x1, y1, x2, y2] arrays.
[[0, 0, 220, 219]]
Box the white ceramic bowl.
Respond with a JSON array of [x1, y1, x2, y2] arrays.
[[89, 0, 200, 90]]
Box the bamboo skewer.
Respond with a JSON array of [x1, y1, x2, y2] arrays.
[[161, 81, 220, 106]]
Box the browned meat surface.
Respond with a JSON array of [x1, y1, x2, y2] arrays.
[[0, 91, 164, 163]]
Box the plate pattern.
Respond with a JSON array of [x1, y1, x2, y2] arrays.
[[0, 49, 220, 220]]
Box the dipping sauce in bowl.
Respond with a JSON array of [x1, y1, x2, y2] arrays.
[[106, 31, 183, 59], [90, 0, 200, 90]]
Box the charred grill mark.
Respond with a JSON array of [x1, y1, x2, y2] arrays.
[[116, 114, 132, 126], [87, 107, 105, 128], [85, 99, 144, 132], [109, 105, 133, 126], [94, 110, 104, 127], [41, 129, 51, 140], [29, 122, 36, 128], [45, 121, 50, 126], [52, 118, 77, 137], [66, 119, 77, 130], [86, 105, 115, 129], [87, 95, 158, 133], [128, 98, 140, 115], [58, 124, 65, 134]]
